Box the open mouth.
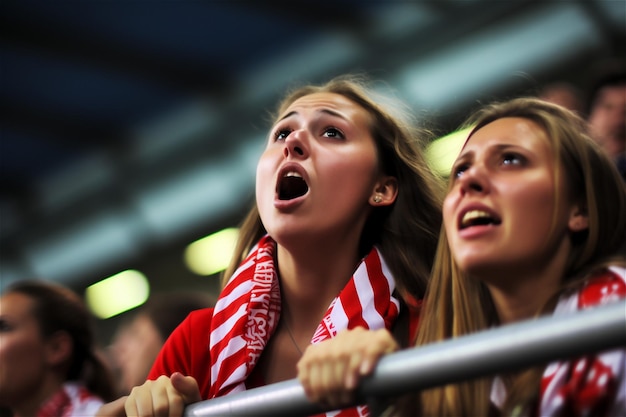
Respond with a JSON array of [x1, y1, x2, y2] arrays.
[[460, 210, 501, 229], [278, 171, 309, 200]]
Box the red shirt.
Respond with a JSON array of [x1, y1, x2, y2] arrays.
[[147, 305, 421, 399]]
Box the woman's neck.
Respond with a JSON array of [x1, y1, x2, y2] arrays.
[[487, 281, 559, 325], [482, 243, 570, 325], [276, 237, 362, 327]]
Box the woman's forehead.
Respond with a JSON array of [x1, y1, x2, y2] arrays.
[[283, 92, 357, 113], [1, 292, 36, 318], [463, 117, 550, 153], [278, 92, 371, 128]]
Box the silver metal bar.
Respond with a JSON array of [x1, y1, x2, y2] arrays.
[[185, 300, 626, 416]]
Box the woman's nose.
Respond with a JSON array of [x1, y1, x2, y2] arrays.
[[283, 130, 308, 158], [459, 165, 488, 195]]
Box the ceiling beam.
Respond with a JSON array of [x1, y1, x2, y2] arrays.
[[0, 12, 235, 97], [0, 99, 121, 149]]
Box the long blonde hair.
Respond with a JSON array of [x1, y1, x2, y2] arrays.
[[402, 97, 626, 416], [222, 74, 445, 303]]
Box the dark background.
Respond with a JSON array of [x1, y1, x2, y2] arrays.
[[1, 0, 624, 342]]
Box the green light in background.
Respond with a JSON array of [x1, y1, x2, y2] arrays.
[[85, 269, 150, 319], [426, 126, 473, 176], [185, 227, 239, 276]]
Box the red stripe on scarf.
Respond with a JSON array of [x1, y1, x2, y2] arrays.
[[341, 278, 369, 330], [366, 253, 397, 329]]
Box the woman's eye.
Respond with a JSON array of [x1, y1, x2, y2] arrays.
[[323, 127, 344, 139], [0, 319, 13, 332], [501, 153, 523, 166], [452, 163, 469, 179], [274, 128, 292, 141]]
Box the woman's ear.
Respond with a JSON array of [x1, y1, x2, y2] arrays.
[[568, 203, 589, 232], [370, 176, 398, 206], [45, 331, 73, 367]]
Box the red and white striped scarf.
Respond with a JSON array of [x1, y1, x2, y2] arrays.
[[37, 382, 104, 417], [208, 234, 400, 416]]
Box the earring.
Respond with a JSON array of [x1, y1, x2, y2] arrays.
[[373, 195, 382, 203]]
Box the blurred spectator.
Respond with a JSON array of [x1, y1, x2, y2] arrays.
[[0, 280, 115, 417], [538, 81, 584, 114], [109, 292, 214, 395], [585, 62, 626, 180]]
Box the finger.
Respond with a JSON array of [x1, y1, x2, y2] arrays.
[[125, 376, 177, 417], [97, 397, 127, 417], [126, 382, 154, 417], [171, 372, 202, 404], [149, 374, 195, 417], [312, 356, 341, 407], [298, 359, 314, 399], [346, 351, 364, 389], [124, 398, 139, 417], [306, 357, 324, 403], [327, 349, 360, 409], [333, 354, 357, 407], [331, 352, 349, 390], [164, 380, 186, 417], [150, 379, 173, 417], [298, 344, 327, 401], [324, 354, 347, 407], [359, 329, 398, 375]]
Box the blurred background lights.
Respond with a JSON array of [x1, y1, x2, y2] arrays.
[[426, 127, 473, 176], [185, 227, 240, 276], [85, 269, 150, 319]]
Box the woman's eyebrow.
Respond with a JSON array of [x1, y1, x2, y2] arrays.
[[277, 108, 348, 123], [277, 110, 297, 123], [317, 108, 347, 121], [459, 142, 516, 157], [455, 148, 474, 161]]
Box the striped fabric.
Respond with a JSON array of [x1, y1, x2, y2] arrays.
[[208, 234, 400, 416], [36, 382, 103, 417], [490, 266, 626, 417]]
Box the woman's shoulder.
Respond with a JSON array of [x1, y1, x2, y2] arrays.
[[186, 306, 216, 321], [163, 306, 215, 347], [578, 266, 626, 309]]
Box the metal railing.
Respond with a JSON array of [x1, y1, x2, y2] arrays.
[[185, 300, 626, 417]]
